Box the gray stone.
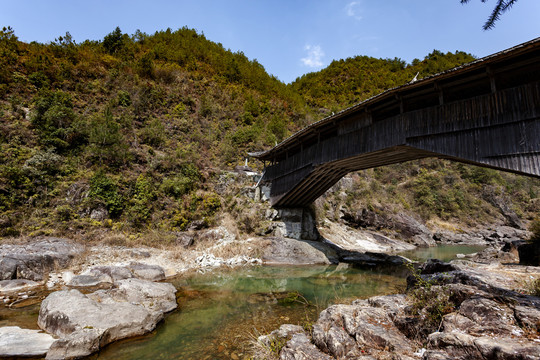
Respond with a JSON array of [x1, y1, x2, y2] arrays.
[[176, 232, 195, 248], [473, 336, 540, 359], [84, 265, 133, 283], [66, 275, 102, 287], [0, 326, 55, 358], [46, 328, 101, 360], [261, 237, 338, 265], [367, 294, 409, 316], [280, 333, 333, 360], [312, 302, 413, 358], [268, 208, 319, 241], [106, 278, 177, 314], [340, 251, 409, 266], [0, 279, 40, 293], [89, 204, 108, 221], [457, 297, 519, 336], [128, 263, 166, 281], [0, 238, 84, 281], [432, 230, 487, 245], [258, 324, 305, 347], [319, 220, 416, 254], [514, 304, 540, 332], [426, 331, 483, 360], [38, 279, 177, 359], [0, 257, 18, 280]]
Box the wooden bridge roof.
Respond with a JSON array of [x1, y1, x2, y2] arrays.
[[250, 37, 540, 162]]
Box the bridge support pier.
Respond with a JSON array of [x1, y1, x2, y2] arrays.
[[265, 207, 319, 241]]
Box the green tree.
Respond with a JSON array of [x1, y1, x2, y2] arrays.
[[103, 26, 124, 54], [0, 26, 19, 86], [88, 171, 124, 218], [87, 108, 129, 166], [461, 0, 519, 30], [31, 91, 80, 150]]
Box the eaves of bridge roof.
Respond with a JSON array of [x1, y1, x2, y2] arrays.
[[249, 37, 540, 162]]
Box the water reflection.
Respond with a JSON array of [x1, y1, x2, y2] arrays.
[[96, 264, 407, 360], [399, 244, 485, 262]]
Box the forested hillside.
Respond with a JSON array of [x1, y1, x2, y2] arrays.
[[291, 50, 475, 111], [0, 26, 538, 240]]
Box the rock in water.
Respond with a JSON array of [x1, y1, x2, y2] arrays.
[[269, 260, 540, 360], [38, 279, 177, 359], [0, 326, 55, 357], [261, 237, 339, 265]]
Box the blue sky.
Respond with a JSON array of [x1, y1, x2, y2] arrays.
[[1, 0, 539, 83]]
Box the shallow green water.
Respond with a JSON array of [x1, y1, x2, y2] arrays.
[[95, 265, 408, 360], [0, 245, 485, 359], [399, 244, 486, 262]]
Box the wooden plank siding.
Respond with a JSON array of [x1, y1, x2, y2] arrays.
[[252, 39, 540, 207]]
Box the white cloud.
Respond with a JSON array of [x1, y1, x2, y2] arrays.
[[301, 44, 324, 68], [345, 1, 363, 20]]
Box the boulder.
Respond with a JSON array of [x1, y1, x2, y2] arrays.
[[258, 324, 305, 347], [426, 331, 484, 360], [0, 238, 83, 281], [0, 326, 55, 358], [420, 259, 459, 275], [280, 333, 333, 360], [128, 263, 165, 281], [176, 232, 195, 248], [266, 259, 540, 360], [83, 265, 133, 283], [38, 279, 177, 359], [473, 336, 540, 359], [319, 220, 416, 254], [455, 297, 519, 336], [340, 251, 409, 266], [66, 275, 103, 287], [432, 230, 487, 245], [312, 301, 414, 358], [0, 279, 40, 293], [261, 237, 338, 265], [514, 304, 540, 332]]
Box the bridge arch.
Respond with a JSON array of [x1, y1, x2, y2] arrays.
[[250, 38, 540, 207]]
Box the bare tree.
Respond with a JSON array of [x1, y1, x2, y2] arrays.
[[461, 0, 518, 30]]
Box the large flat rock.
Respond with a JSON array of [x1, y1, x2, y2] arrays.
[[319, 220, 416, 253], [0, 238, 84, 281], [261, 237, 339, 265], [0, 326, 55, 357], [0, 279, 40, 293], [38, 279, 177, 359]]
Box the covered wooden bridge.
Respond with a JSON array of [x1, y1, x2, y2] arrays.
[[250, 38, 540, 207]]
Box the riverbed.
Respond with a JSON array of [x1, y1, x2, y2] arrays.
[[0, 244, 484, 359], [94, 265, 405, 360]]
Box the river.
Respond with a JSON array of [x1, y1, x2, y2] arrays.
[[0, 244, 483, 359]]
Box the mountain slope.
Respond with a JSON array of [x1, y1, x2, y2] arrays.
[[0, 26, 538, 240]]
